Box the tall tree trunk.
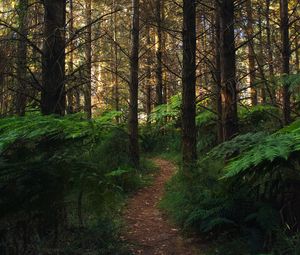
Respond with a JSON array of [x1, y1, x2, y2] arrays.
[[16, 0, 28, 116], [214, 1, 223, 143], [146, 25, 152, 121], [84, 0, 92, 119], [41, 0, 66, 115], [67, 0, 75, 114], [246, 0, 257, 106], [182, 0, 197, 167], [280, 0, 291, 124], [257, 7, 266, 104], [129, 0, 140, 167], [155, 0, 163, 106], [219, 0, 238, 140], [265, 0, 276, 104], [113, 0, 119, 119], [266, 0, 274, 78]]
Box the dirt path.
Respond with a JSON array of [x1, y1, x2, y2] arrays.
[[122, 158, 204, 255]]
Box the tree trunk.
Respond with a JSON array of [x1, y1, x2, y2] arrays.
[[113, 0, 119, 120], [84, 0, 92, 119], [219, 0, 238, 140], [41, 0, 66, 115], [16, 0, 28, 116], [146, 25, 152, 121], [246, 0, 257, 106], [67, 0, 75, 114], [129, 0, 140, 167], [182, 0, 197, 167], [266, 0, 274, 78], [265, 0, 276, 104], [155, 0, 163, 106], [214, 1, 223, 143], [257, 7, 266, 104], [280, 0, 291, 124]]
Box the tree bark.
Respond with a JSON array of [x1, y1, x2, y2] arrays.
[[246, 0, 257, 106], [146, 25, 152, 121], [219, 0, 238, 140], [41, 0, 66, 115], [67, 0, 75, 114], [280, 0, 291, 124], [16, 0, 28, 116], [84, 0, 92, 119], [155, 0, 163, 106], [214, 1, 223, 143], [265, 0, 276, 104], [182, 0, 197, 167], [129, 0, 140, 167]]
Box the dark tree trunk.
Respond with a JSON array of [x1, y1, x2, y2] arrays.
[[296, 39, 300, 73], [84, 0, 92, 119], [246, 0, 257, 106], [266, 0, 274, 78], [280, 0, 291, 124], [146, 25, 152, 121], [265, 0, 276, 104], [41, 0, 66, 115], [67, 0, 75, 114], [16, 0, 28, 116], [113, 0, 119, 120], [219, 0, 238, 140], [214, 1, 223, 143], [182, 0, 197, 167], [155, 0, 163, 106], [129, 0, 140, 168], [257, 7, 266, 104]]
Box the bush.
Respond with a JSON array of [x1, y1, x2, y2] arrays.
[[0, 112, 145, 254], [161, 119, 300, 254]]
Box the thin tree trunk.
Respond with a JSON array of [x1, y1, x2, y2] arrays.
[[265, 0, 276, 104], [113, 0, 119, 120], [219, 0, 238, 140], [280, 0, 291, 124], [182, 0, 197, 167], [246, 0, 257, 106], [41, 0, 66, 115], [257, 7, 266, 104], [266, 0, 275, 77], [155, 0, 163, 106], [214, 1, 223, 143], [129, 0, 140, 167], [146, 25, 152, 120], [84, 0, 92, 119], [67, 0, 75, 114], [16, 0, 28, 116]]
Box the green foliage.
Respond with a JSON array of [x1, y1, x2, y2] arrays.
[[161, 119, 300, 254], [196, 111, 218, 153], [0, 112, 145, 254], [239, 105, 281, 133], [223, 121, 300, 178], [150, 94, 181, 128]]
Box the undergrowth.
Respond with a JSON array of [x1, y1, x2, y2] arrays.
[[0, 112, 154, 255], [147, 98, 300, 254]]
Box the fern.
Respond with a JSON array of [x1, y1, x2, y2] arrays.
[[223, 122, 300, 178]]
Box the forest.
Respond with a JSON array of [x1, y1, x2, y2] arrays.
[[0, 0, 300, 254]]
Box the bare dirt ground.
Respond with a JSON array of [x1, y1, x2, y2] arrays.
[[122, 158, 207, 255]]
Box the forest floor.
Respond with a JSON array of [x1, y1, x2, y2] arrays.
[[122, 158, 207, 255]]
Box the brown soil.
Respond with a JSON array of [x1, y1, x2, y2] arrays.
[[122, 158, 206, 255]]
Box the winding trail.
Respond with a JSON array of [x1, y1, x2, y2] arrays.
[[122, 158, 205, 255]]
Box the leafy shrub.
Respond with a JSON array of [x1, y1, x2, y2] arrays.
[[0, 112, 144, 254], [161, 119, 300, 254], [239, 105, 281, 133]]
